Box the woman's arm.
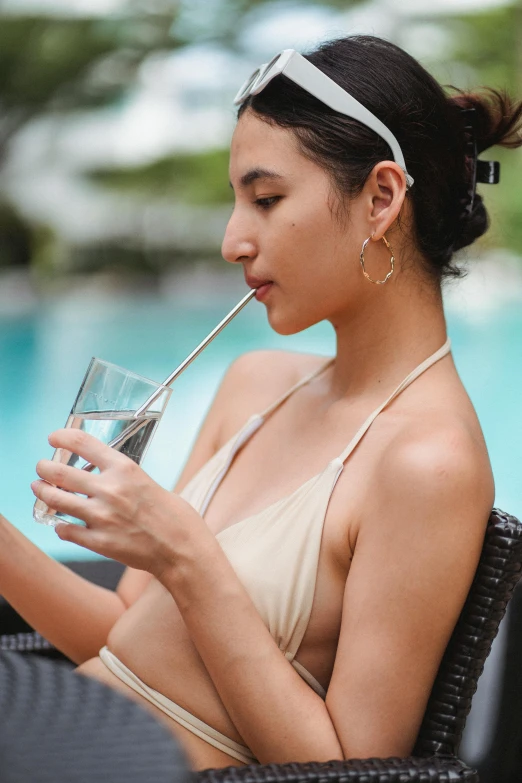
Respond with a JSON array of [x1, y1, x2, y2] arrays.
[[0, 514, 127, 663], [325, 427, 492, 758]]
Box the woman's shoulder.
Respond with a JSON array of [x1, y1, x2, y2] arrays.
[[369, 403, 495, 534], [227, 348, 327, 383], [216, 349, 328, 446]]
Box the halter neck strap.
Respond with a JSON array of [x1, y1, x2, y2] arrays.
[[258, 356, 335, 419], [337, 337, 452, 464]]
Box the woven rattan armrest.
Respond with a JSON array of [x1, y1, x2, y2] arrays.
[[196, 755, 478, 783], [0, 630, 69, 659]]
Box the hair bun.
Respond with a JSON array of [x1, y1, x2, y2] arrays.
[[445, 88, 522, 257], [449, 87, 522, 153], [452, 192, 489, 253]]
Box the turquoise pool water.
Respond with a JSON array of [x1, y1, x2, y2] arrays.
[[1, 286, 520, 561]]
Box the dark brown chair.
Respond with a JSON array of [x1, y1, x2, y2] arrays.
[[2, 507, 522, 783]]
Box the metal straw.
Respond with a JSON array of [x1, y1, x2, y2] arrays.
[[81, 288, 257, 472]]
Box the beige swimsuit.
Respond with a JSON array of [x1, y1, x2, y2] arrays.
[[100, 337, 452, 765]]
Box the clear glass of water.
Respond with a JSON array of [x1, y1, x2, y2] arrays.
[[33, 358, 172, 527]]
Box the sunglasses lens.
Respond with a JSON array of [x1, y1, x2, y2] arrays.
[[236, 68, 261, 102], [234, 52, 284, 104], [253, 54, 282, 94], [261, 54, 281, 80]]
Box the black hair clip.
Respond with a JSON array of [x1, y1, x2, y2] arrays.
[[460, 107, 500, 215]]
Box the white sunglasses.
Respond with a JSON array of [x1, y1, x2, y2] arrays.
[[234, 48, 414, 189]]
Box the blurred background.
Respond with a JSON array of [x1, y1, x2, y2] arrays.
[[0, 1, 521, 775]]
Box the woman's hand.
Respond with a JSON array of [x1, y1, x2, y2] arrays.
[[31, 428, 206, 579]]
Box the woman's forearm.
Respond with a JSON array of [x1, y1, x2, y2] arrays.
[[161, 534, 343, 764], [0, 514, 127, 664]]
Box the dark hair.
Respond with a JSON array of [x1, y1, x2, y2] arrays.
[[238, 35, 522, 281]]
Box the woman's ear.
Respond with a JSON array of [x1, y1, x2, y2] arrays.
[[367, 161, 407, 240]]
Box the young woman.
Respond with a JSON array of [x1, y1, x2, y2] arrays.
[[3, 34, 522, 770]]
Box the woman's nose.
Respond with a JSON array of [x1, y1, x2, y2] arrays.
[[221, 211, 257, 265]]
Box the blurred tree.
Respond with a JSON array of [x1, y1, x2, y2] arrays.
[[0, 5, 176, 269], [447, 3, 522, 95], [0, 9, 175, 167], [0, 202, 32, 267], [0, 0, 363, 166], [88, 148, 231, 205], [0, 201, 55, 268]]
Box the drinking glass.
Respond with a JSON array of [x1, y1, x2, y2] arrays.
[[33, 358, 172, 527]]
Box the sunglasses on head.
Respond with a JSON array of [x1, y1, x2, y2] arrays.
[[234, 48, 414, 190]]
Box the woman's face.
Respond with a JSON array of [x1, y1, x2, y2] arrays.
[[223, 109, 370, 335]]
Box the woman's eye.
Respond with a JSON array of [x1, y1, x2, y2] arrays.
[[254, 196, 280, 209]]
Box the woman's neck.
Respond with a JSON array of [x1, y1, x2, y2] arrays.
[[328, 276, 448, 401]]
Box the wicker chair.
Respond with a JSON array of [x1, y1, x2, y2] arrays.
[[1, 507, 521, 783]]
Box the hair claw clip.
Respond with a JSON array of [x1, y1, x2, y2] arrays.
[[460, 107, 501, 214], [476, 159, 500, 184]]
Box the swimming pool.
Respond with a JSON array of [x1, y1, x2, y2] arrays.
[[1, 274, 520, 561]]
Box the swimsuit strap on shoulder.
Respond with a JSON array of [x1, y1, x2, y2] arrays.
[[258, 356, 335, 419], [338, 337, 452, 465]]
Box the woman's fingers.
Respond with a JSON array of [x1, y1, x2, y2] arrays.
[[31, 479, 89, 523], [54, 522, 110, 557], [48, 428, 126, 472], [36, 459, 96, 496]]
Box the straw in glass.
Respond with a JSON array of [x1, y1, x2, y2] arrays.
[[81, 288, 257, 473]]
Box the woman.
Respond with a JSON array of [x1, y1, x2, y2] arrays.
[[3, 34, 522, 770]]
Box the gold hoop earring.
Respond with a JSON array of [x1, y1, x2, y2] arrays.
[[360, 234, 395, 284]]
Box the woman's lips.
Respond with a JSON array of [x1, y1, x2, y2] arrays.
[[255, 282, 273, 301]]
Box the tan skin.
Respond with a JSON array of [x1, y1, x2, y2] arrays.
[[13, 108, 493, 770]]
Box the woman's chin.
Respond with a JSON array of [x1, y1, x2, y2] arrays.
[[266, 310, 318, 336]]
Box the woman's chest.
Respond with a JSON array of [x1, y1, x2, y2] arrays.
[[111, 460, 362, 694], [201, 395, 380, 536]]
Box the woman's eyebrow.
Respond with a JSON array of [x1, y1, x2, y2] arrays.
[[229, 167, 284, 190]]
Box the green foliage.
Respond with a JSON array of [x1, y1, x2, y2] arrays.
[[0, 202, 32, 267], [88, 148, 232, 205], [0, 11, 174, 158], [445, 4, 522, 94], [0, 201, 56, 269]]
